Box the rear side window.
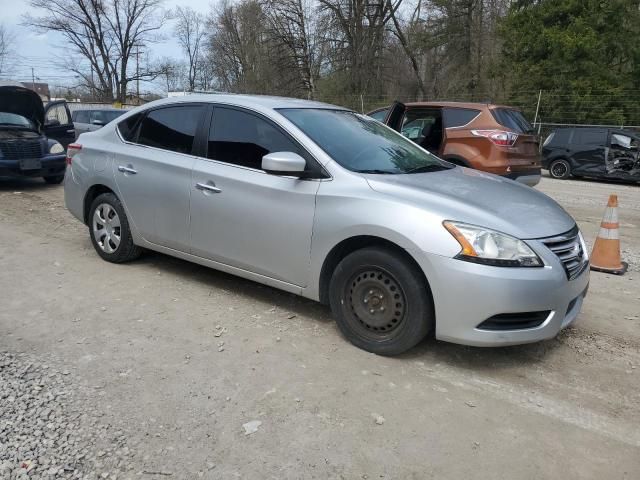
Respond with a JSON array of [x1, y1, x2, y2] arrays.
[[117, 113, 143, 142], [368, 108, 389, 122], [137, 105, 204, 154], [104, 110, 125, 123], [73, 111, 89, 123], [571, 128, 608, 146], [491, 108, 532, 134], [208, 107, 302, 170], [443, 108, 480, 128], [544, 129, 571, 147]]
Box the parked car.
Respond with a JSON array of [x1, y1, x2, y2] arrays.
[[72, 108, 126, 138], [0, 81, 74, 184], [64, 95, 588, 355], [542, 127, 640, 182], [368, 101, 542, 186]]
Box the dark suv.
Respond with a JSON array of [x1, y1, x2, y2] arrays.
[[542, 127, 640, 182]]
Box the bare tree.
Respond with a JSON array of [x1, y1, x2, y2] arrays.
[[0, 24, 14, 75], [156, 56, 185, 93], [261, 0, 320, 98], [174, 6, 206, 91], [24, 0, 167, 102]]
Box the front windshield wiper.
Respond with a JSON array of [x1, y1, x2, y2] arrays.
[[355, 169, 398, 174], [404, 164, 451, 174]]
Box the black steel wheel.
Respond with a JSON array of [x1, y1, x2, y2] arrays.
[[329, 247, 434, 355]]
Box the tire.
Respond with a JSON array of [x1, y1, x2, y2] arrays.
[[549, 159, 571, 179], [329, 247, 434, 356], [88, 192, 142, 263], [44, 174, 65, 184]]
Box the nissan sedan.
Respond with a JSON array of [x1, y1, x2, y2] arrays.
[[64, 95, 589, 355]]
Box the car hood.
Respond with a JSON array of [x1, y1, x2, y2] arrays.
[[0, 83, 45, 129], [364, 167, 575, 239]]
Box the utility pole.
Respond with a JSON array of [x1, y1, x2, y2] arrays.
[[31, 67, 35, 86], [136, 46, 140, 104]]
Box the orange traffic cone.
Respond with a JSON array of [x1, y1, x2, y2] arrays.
[[590, 194, 627, 275]]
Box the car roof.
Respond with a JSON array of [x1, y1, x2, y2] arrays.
[[144, 94, 346, 111], [405, 101, 518, 110]]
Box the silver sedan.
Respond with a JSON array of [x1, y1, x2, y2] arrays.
[[64, 95, 589, 355]]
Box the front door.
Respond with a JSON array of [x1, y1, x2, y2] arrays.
[[568, 128, 608, 176], [190, 106, 319, 286], [44, 101, 75, 147], [112, 103, 207, 251]]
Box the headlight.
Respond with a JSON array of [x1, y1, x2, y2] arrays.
[[443, 221, 543, 267], [50, 142, 64, 154]]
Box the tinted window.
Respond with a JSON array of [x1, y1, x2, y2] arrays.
[[491, 108, 533, 134], [46, 104, 70, 125], [545, 128, 571, 147], [104, 110, 125, 123], [138, 105, 204, 154], [279, 108, 452, 174], [208, 107, 302, 170], [368, 108, 389, 122], [73, 111, 90, 123], [443, 108, 480, 128], [117, 113, 143, 142], [571, 128, 608, 146]]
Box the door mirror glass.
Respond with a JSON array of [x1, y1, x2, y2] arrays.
[[262, 151, 306, 175]]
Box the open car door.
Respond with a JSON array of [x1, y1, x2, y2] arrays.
[[383, 101, 406, 133], [44, 100, 75, 148]]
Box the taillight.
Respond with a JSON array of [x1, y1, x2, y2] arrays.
[[471, 130, 518, 146], [66, 143, 82, 165]]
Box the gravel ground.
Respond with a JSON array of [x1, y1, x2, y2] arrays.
[[0, 173, 639, 479], [0, 353, 134, 480]]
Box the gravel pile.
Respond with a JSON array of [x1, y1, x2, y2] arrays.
[[0, 353, 134, 479]]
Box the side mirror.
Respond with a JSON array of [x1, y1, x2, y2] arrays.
[[262, 151, 306, 176], [91, 119, 105, 126]]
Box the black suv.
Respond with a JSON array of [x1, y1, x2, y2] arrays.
[[0, 81, 75, 184], [542, 127, 640, 183]]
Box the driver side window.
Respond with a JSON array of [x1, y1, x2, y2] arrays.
[[208, 107, 303, 170], [46, 104, 70, 125]]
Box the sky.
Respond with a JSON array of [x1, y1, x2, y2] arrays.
[[0, 0, 213, 95]]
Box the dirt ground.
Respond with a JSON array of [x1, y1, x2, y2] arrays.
[[1, 174, 639, 479]]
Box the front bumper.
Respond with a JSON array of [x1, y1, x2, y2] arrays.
[[0, 154, 66, 178], [415, 243, 589, 347]]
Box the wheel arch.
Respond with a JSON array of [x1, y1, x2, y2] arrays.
[[318, 235, 429, 306], [83, 184, 116, 224]]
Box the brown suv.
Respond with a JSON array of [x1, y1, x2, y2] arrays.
[[368, 101, 541, 186]]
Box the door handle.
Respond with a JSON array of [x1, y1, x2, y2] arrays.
[[118, 165, 137, 174], [195, 182, 221, 193], [66, 129, 75, 134]]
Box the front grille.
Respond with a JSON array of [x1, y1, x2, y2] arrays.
[[0, 140, 43, 160], [477, 311, 551, 331], [541, 226, 588, 280]]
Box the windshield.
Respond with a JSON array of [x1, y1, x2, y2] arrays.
[[278, 108, 453, 174], [0, 112, 34, 129]]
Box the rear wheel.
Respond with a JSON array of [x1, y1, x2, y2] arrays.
[[329, 247, 433, 355], [43, 174, 65, 184], [549, 159, 571, 179], [89, 193, 142, 263]]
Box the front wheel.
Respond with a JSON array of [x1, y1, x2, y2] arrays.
[[549, 159, 571, 179], [329, 247, 434, 355], [89, 193, 142, 263]]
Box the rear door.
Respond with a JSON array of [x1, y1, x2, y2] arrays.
[[112, 103, 208, 251], [43, 101, 75, 147], [568, 128, 608, 176]]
